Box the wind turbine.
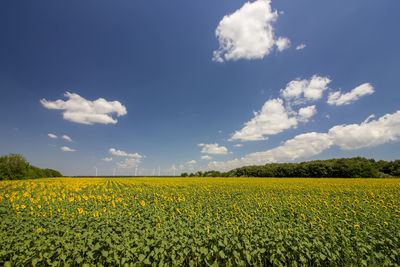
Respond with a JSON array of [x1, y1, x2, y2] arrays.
[[158, 166, 161, 176], [113, 168, 116, 176], [152, 168, 155, 176], [94, 166, 98, 177], [135, 167, 138, 176]]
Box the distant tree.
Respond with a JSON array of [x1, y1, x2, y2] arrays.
[[0, 154, 30, 180], [205, 157, 393, 178], [391, 160, 400, 176], [181, 172, 188, 177], [0, 153, 62, 180], [203, 170, 222, 177]]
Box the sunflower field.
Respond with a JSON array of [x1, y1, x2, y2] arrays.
[[0, 177, 399, 266]]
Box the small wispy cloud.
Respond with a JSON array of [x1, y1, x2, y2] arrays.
[[61, 146, 76, 152], [48, 133, 57, 139], [198, 143, 229, 154], [327, 83, 374, 106], [62, 135, 73, 142], [296, 44, 306, 50]]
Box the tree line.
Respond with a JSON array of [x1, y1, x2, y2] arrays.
[[0, 154, 62, 180], [181, 157, 400, 178]]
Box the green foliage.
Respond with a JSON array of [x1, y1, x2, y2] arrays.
[[199, 157, 400, 178], [0, 177, 399, 266], [0, 154, 62, 180]]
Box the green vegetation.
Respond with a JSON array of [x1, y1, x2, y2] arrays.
[[0, 154, 62, 180], [0, 177, 399, 266], [184, 157, 400, 178]]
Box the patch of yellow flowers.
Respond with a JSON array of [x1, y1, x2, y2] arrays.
[[0, 177, 399, 237]]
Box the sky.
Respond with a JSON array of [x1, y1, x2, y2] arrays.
[[0, 0, 399, 176]]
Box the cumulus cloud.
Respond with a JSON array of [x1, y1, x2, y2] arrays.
[[212, 0, 289, 62], [201, 155, 213, 160], [233, 144, 243, 148], [243, 132, 332, 164], [208, 133, 333, 171], [329, 110, 400, 150], [61, 146, 76, 152], [117, 158, 141, 168], [296, 44, 306, 50], [111, 148, 144, 168], [198, 143, 229, 154], [327, 83, 374, 106], [229, 98, 298, 141], [298, 105, 317, 122], [109, 148, 143, 159], [62, 135, 73, 142], [40, 92, 127, 125], [276, 37, 291, 52], [209, 110, 400, 171], [207, 159, 243, 172], [280, 75, 331, 105], [187, 160, 197, 165], [230, 75, 331, 142], [102, 157, 113, 162], [48, 133, 57, 139], [211, 132, 332, 171]]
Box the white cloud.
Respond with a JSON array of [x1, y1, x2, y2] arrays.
[[208, 159, 243, 172], [62, 135, 73, 142], [187, 160, 197, 165], [117, 158, 141, 168], [102, 157, 113, 162], [165, 164, 182, 175], [198, 143, 229, 154], [209, 132, 333, 171], [229, 98, 298, 141], [109, 148, 143, 159], [40, 92, 127, 125], [298, 105, 316, 122], [111, 148, 144, 168], [329, 110, 400, 150], [61, 146, 76, 152], [280, 75, 331, 105], [233, 144, 243, 148], [48, 133, 57, 139], [230, 76, 330, 142], [201, 155, 213, 160], [327, 83, 374, 106], [213, 0, 289, 62], [296, 44, 306, 50], [363, 114, 376, 123], [244, 132, 332, 164], [209, 109, 400, 171], [276, 37, 291, 52]]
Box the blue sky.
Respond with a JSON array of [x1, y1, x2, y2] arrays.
[[1, 0, 399, 176]]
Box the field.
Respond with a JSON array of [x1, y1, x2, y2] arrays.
[[0, 177, 399, 266]]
